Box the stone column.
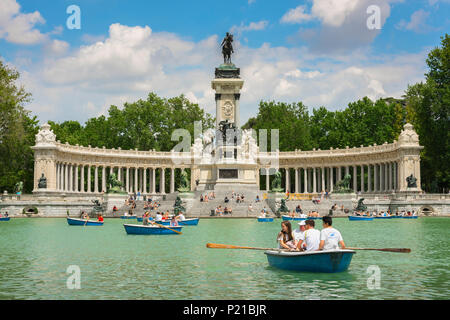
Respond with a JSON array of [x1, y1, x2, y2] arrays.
[[330, 167, 334, 192], [81, 165, 85, 193], [75, 165, 79, 193], [285, 168, 290, 193], [353, 166, 357, 192], [346, 166, 350, 176], [143, 168, 147, 194], [170, 168, 175, 193], [388, 162, 392, 191], [152, 168, 156, 194], [361, 165, 365, 193], [266, 168, 270, 191], [87, 165, 91, 193], [126, 167, 130, 193], [379, 164, 384, 191], [64, 164, 68, 192], [102, 166, 106, 193], [94, 166, 99, 193], [118, 167, 122, 181], [384, 163, 388, 192], [367, 165, 372, 192], [161, 168, 166, 194], [312, 168, 316, 194], [337, 167, 341, 182], [295, 168, 299, 193], [321, 167, 325, 193], [304, 168, 308, 193], [68, 165, 72, 192], [135, 167, 138, 194]]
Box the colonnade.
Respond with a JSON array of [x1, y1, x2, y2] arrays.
[[54, 163, 185, 195], [262, 162, 400, 194]]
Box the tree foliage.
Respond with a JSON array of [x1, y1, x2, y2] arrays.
[[0, 60, 39, 193]]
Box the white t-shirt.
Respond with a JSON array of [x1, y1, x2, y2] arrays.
[[155, 213, 162, 221], [277, 232, 295, 249], [178, 213, 186, 221], [300, 229, 321, 251], [320, 227, 343, 250], [293, 229, 304, 243]]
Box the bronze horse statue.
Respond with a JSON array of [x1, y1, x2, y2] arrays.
[[221, 32, 234, 64]]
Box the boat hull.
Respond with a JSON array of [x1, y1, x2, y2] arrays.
[[403, 216, 418, 219], [265, 249, 355, 273], [375, 216, 393, 219], [281, 216, 306, 221], [67, 218, 104, 226], [0, 217, 11, 222], [348, 216, 373, 221], [123, 224, 182, 235], [258, 218, 274, 222], [120, 216, 137, 220]]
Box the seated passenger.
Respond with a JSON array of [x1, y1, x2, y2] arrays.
[[297, 219, 321, 252], [318, 216, 346, 251], [277, 221, 296, 250]]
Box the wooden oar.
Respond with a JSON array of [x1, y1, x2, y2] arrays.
[[153, 222, 183, 235], [207, 243, 281, 251], [346, 247, 411, 253]]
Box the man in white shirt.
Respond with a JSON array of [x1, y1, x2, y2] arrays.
[[318, 216, 346, 251], [177, 212, 186, 221], [297, 219, 321, 251], [155, 212, 163, 222], [293, 221, 306, 247]]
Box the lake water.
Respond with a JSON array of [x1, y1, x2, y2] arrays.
[[0, 217, 448, 300]]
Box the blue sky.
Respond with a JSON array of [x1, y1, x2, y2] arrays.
[[1, 0, 449, 125]]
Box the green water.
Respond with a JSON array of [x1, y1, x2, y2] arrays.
[[0, 217, 449, 300]]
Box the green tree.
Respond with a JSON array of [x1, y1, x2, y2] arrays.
[[405, 34, 449, 192], [0, 60, 39, 193]]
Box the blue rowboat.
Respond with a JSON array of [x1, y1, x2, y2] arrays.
[[258, 217, 274, 222], [392, 216, 403, 219], [307, 217, 322, 220], [265, 249, 356, 273], [137, 217, 154, 222], [348, 216, 373, 221], [123, 224, 182, 235], [403, 216, 418, 219], [282, 215, 306, 221], [153, 218, 200, 226], [120, 216, 137, 220], [67, 217, 104, 226], [375, 216, 393, 219], [0, 217, 11, 222]]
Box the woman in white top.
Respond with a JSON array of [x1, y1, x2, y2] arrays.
[[277, 221, 296, 250]]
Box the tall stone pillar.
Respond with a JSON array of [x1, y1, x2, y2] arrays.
[[152, 168, 156, 194], [135, 167, 138, 194], [313, 168, 317, 194], [161, 168, 166, 194], [64, 164, 68, 191], [170, 168, 175, 193], [266, 168, 270, 191], [81, 165, 85, 193], [75, 165, 79, 193], [102, 166, 106, 193], [368, 165, 372, 192], [374, 164, 378, 192], [304, 168, 308, 194], [361, 165, 365, 193], [126, 167, 130, 193], [143, 168, 147, 194], [87, 165, 92, 193], [337, 167, 341, 182], [353, 166, 357, 192], [285, 168, 290, 193], [330, 167, 334, 192], [94, 166, 99, 193], [295, 168, 299, 193]]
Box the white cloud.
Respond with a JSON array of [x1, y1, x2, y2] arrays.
[[0, 0, 47, 45], [231, 21, 269, 35], [14, 23, 427, 126], [396, 10, 434, 33], [280, 6, 313, 24]]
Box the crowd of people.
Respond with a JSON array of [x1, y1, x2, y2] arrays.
[[277, 216, 345, 252], [0, 212, 9, 218], [141, 210, 186, 226], [200, 192, 216, 202]]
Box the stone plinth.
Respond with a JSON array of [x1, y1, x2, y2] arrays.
[[104, 193, 129, 213]]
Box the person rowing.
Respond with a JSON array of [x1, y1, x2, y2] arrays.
[[318, 216, 346, 251], [293, 221, 306, 249], [177, 212, 186, 221]]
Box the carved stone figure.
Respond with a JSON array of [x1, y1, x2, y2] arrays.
[[355, 198, 368, 212], [276, 199, 289, 216], [15, 181, 23, 194], [221, 32, 234, 64], [334, 174, 353, 193], [173, 196, 186, 214], [35, 123, 56, 145], [107, 173, 126, 194], [271, 171, 284, 192], [178, 169, 191, 193]]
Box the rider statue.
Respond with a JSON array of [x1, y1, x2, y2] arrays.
[[221, 32, 234, 64]]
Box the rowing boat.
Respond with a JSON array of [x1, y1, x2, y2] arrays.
[[374, 216, 393, 219], [402, 216, 418, 219], [265, 249, 356, 273], [0, 217, 11, 222], [281, 215, 306, 221], [67, 217, 104, 226], [155, 218, 200, 226], [348, 216, 373, 221], [257, 217, 274, 222], [120, 216, 137, 220], [123, 224, 182, 235]]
